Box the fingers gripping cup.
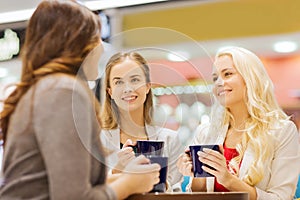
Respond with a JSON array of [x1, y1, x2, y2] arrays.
[[136, 140, 164, 156], [148, 156, 168, 193], [189, 144, 220, 177]]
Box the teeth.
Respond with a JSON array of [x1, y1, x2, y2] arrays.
[[218, 91, 225, 96], [218, 90, 229, 96], [123, 96, 136, 101]]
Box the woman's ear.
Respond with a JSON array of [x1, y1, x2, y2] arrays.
[[107, 88, 113, 98], [146, 83, 151, 94]]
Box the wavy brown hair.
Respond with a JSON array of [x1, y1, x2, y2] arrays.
[[0, 0, 101, 145], [100, 52, 153, 129]]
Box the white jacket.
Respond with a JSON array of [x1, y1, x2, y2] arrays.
[[100, 124, 184, 190], [188, 120, 300, 200]]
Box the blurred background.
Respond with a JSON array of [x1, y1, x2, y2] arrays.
[[1, 0, 300, 167]]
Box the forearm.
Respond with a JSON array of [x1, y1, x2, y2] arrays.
[[107, 174, 122, 184], [191, 177, 206, 192], [112, 168, 122, 174], [168, 134, 185, 186], [224, 175, 257, 200], [109, 176, 131, 200]]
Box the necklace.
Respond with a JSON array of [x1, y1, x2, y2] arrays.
[[229, 119, 248, 131], [225, 122, 247, 148], [120, 129, 148, 144]]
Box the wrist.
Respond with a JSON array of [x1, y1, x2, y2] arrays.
[[222, 174, 237, 190], [112, 168, 121, 174], [110, 174, 132, 199]]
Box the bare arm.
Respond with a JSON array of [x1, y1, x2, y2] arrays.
[[109, 155, 161, 199], [177, 152, 206, 191], [191, 177, 206, 191]]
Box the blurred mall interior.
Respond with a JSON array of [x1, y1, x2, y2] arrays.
[[1, 0, 300, 167]]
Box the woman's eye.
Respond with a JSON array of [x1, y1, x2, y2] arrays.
[[115, 80, 123, 85], [224, 72, 232, 77], [212, 76, 218, 82], [131, 78, 140, 83]]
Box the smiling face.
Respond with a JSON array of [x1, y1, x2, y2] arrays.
[[212, 55, 246, 109], [108, 59, 151, 112]]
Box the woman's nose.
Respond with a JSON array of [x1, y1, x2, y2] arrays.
[[123, 82, 133, 93], [215, 77, 224, 86]]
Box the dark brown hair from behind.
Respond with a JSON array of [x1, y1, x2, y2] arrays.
[[0, 0, 102, 144]]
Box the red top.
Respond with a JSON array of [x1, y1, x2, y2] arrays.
[[214, 144, 239, 192]]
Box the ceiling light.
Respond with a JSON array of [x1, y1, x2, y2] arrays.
[[0, 0, 168, 24], [167, 51, 190, 62], [0, 9, 35, 24], [273, 41, 298, 53], [82, 0, 168, 10], [216, 45, 236, 53]]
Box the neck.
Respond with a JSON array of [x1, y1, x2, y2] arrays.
[[228, 103, 249, 129], [119, 107, 146, 137]]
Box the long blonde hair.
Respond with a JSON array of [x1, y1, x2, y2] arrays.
[[211, 47, 288, 185], [100, 52, 153, 129], [0, 1, 101, 145]]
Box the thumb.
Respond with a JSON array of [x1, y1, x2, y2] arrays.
[[124, 155, 160, 174], [132, 155, 150, 165], [218, 144, 224, 155], [123, 139, 134, 147]]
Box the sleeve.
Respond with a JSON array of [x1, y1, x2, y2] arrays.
[[33, 88, 117, 200], [100, 130, 119, 172], [185, 123, 213, 192], [165, 130, 185, 189], [256, 121, 300, 200], [191, 123, 211, 145]]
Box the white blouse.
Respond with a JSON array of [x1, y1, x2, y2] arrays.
[[100, 124, 185, 191]]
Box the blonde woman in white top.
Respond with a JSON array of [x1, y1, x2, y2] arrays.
[[177, 47, 300, 200]]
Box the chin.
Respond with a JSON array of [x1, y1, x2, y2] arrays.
[[86, 74, 98, 81], [217, 98, 226, 106]]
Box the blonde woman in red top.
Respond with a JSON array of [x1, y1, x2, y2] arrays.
[[177, 47, 300, 200]]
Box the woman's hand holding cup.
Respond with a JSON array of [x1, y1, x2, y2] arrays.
[[113, 139, 136, 174], [176, 149, 193, 177], [122, 155, 161, 193]]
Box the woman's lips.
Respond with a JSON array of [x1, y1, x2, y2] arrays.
[[218, 89, 232, 96], [122, 95, 137, 101]]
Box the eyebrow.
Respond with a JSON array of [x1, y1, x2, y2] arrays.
[[112, 77, 121, 81], [112, 74, 141, 81], [130, 75, 141, 78], [212, 67, 234, 76]]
